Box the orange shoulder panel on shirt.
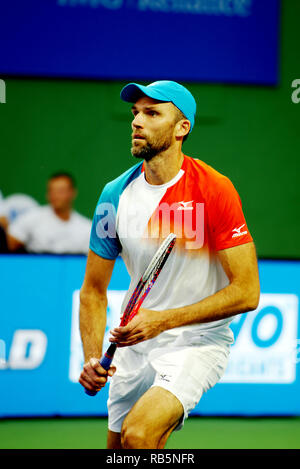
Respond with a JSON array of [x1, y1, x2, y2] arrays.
[[144, 154, 253, 253], [190, 156, 253, 251]]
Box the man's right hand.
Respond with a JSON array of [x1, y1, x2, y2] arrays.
[[79, 358, 116, 393]]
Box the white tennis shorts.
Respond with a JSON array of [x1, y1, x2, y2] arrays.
[[107, 330, 233, 433]]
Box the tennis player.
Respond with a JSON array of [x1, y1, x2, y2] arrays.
[[79, 80, 260, 449]]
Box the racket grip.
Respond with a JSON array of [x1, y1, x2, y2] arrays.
[[84, 343, 117, 397]]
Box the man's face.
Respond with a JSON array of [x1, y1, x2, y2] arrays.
[[131, 96, 179, 161], [47, 177, 76, 211]]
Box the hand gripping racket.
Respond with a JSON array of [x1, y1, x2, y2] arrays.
[[85, 233, 176, 396]]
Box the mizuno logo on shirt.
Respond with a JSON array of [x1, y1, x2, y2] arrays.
[[232, 224, 248, 238], [177, 201, 194, 210]]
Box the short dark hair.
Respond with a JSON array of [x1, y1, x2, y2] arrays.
[[174, 108, 190, 143], [48, 172, 76, 188]]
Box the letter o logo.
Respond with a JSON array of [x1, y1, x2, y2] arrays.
[[251, 306, 283, 348]]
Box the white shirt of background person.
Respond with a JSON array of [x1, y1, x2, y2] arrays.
[[7, 173, 92, 255], [0, 193, 39, 224]]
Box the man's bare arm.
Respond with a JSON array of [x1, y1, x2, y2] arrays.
[[110, 242, 260, 346], [79, 249, 116, 392], [163, 241, 260, 327]]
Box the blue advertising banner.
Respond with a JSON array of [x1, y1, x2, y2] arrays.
[[0, 255, 299, 418], [0, 0, 280, 84]]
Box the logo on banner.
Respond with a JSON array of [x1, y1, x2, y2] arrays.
[[58, 0, 252, 16], [68, 291, 299, 384], [0, 330, 47, 370], [222, 294, 299, 383]]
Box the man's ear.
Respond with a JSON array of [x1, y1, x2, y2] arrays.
[[175, 119, 190, 139]]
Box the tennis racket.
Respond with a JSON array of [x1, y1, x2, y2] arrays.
[[85, 233, 176, 396]]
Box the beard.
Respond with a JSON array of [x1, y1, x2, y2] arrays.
[[131, 131, 173, 162]]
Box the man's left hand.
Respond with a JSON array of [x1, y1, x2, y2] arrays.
[[109, 308, 165, 347]]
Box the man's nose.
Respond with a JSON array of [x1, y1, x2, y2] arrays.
[[132, 113, 144, 128]]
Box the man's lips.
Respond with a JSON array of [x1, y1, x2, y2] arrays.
[[132, 135, 145, 140]]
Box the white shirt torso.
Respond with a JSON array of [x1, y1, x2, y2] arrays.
[[9, 205, 92, 254]]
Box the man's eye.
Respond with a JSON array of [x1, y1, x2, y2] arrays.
[[149, 111, 157, 116]]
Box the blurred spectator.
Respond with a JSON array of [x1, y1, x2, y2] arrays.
[[0, 191, 39, 253], [0, 192, 39, 231], [6, 173, 92, 255]]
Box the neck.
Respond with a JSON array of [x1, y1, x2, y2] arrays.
[[52, 206, 72, 221], [143, 146, 184, 186]]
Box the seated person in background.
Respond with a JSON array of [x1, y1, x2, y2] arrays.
[[0, 192, 39, 231], [7, 172, 92, 255], [0, 192, 39, 253]]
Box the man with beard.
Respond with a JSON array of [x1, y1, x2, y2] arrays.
[[79, 81, 260, 449]]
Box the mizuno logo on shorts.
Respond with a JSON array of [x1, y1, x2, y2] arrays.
[[159, 373, 171, 382]]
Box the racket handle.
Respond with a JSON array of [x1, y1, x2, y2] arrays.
[[84, 344, 117, 397]]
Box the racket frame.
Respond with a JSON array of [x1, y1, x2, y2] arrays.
[[85, 233, 176, 396]]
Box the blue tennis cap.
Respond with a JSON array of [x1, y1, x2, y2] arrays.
[[120, 80, 197, 132]]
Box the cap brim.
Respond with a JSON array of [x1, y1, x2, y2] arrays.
[[120, 83, 169, 103]]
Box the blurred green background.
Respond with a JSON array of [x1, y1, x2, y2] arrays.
[[0, 1, 299, 259]]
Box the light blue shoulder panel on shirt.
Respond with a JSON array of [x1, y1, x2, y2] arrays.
[[89, 161, 143, 259]]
